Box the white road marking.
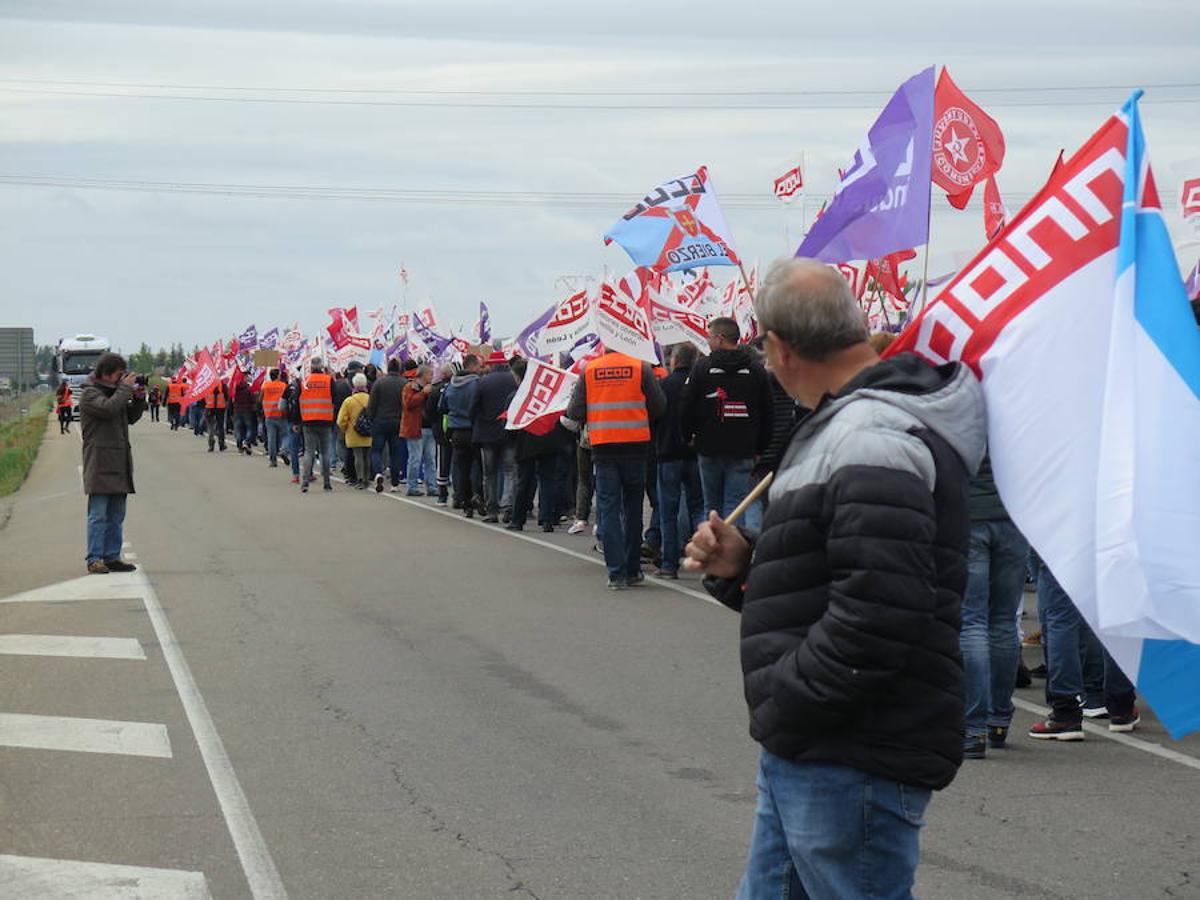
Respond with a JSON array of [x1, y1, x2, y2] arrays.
[[125, 553, 139, 561], [1011, 697, 1200, 772], [0, 572, 144, 604], [137, 570, 289, 898], [0, 854, 211, 898], [0, 712, 171, 758], [0, 634, 146, 660], [340, 479, 723, 608]]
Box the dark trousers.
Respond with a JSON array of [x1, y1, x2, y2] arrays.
[[206, 409, 227, 449], [167, 403, 181, 429], [436, 438, 452, 500], [594, 454, 646, 583], [450, 429, 481, 509], [575, 444, 593, 522], [370, 420, 404, 486], [149, 403, 160, 421], [512, 454, 559, 528]]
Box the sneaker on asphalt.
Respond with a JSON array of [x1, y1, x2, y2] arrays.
[[505, 523, 523, 531], [1082, 705, 1110, 719], [1029, 715, 1084, 741], [374, 474, 384, 493], [104, 560, 137, 573], [390, 484, 402, 493], [607, 578, 627, 590], [291, 476, 300, 484], [87, 560, 110, 575], [628, 572, 646, 587], [465, 508, 474, 519], [436, 498, 448, 506], [406, 490, 422, 496], [1109, 707, 1141, 732], [567, 520, 587, 535], [652, 568, 678, 580], [482, 515, 499, 524], [301, 482, 309, 493], [963, 735, 987, 760], [988, 725, 1009, 749], [1015, 661, 1033, 688]]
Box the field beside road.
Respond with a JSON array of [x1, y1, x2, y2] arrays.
[[0, 395, 51, 496]]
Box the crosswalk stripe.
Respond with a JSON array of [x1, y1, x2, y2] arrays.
[[0, 854, 210, 898], [0, 713, 171, 758], [0, 634, 146, 660]]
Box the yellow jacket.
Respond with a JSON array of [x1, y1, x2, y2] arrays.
[[336, 391, 372, 448]]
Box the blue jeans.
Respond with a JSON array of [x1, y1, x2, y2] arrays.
[[288, 427, 304, 476], [301, 424, 336, 487], [738, 751, 930, 900], [406, 428, 436, 492], [512, 454, 558, 528], [1038, 565, 1137, 717], [698, 455, 760, 531], [86, 494, 128, 564], [370, 420, 405, 486], [657, 458, 704, 574], [233, 411, 256, 448], [960, 520, 1029, 737], [593, 454, 646, 582], [265, 418, 288, 464]]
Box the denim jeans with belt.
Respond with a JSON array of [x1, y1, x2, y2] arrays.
[[960, 519, 1029, 738], [738, 750, 930, 900], [697, 454, 760, 531]]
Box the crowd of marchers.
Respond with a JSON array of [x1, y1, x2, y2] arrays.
[[82, 258, 1146, 898]]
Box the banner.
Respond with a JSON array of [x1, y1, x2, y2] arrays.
[[647, 284, 709, 351], [181, 349, 218, 406], [475, 301, 492, 344], [595, 278, 658, 364], [538, 288, 594, 355], [238, 324, 258, 351], [795, 67, 934, 263], [259, 327, 279, 351], [604, 166, 740, 272], [504, 358, 578, 433], [932, 67, 1006, 209], [773, 165, 804, 200], [888, 91, 1200, 738], [1182, 177, 1200, 219], [516, 302, 556, 360]]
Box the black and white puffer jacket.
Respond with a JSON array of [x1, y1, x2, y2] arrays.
[[706, 353, 986, 790]]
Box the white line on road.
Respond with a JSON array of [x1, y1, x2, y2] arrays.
[[137, 570, 289, 898], [0, 854, 211, 899], [0, 634, 145, 660], [0, 572, 144, 604], [1012, 697, 1200, 772], [345, 480, 723, 608], [0, 712, 171, 758]]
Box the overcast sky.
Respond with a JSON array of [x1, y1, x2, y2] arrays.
[[2, 1, 1197, 353]]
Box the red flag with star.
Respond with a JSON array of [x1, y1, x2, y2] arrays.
[[932, 69, 1006, 210]]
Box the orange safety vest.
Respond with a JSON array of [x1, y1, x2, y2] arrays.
[[56, 387, 72, 410], [299, 372, 334, 422], [261, 379, 287, 418], [584, 351, 650, 445], [167, 382, 184, 404], [207, 382, 227, 410]]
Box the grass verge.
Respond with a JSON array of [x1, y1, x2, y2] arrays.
[[0, 396, 53, 497]]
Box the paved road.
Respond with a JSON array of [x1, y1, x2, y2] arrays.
[[2, 418, 1198, 898]]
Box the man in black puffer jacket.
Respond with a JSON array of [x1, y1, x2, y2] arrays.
[[685, 258, 985, 899]]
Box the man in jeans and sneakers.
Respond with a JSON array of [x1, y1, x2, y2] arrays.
[[368, 357, 407, 493], [685, 259, 985, 898], [959, 453, 1030, 758], [1029, 564, 1140, 740]]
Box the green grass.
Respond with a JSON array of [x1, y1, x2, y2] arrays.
[[0, 396, 53, 497]]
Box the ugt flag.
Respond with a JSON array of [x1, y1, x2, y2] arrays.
[[238, 324, 258, 351], [604, 166, 740, 272], [889, 91, 1200, 738], [796, 67, 934, 264]]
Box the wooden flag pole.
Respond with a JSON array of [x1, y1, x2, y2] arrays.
[[737, 260, 756, 301], [723, 471, 774, 527]]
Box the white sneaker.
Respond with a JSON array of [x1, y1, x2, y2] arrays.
[[390, 483, 402, 492], [1082, 705, 1109, 719], [567, 520, 587, 535]]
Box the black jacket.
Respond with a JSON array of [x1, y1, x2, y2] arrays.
[[426, 380, 449, 439], [654, 365, 695, 461], [367, 373, 406, 423], [470, 369, 517, 446], [705, 354, 987, 791], [331, 377, 352, 419], [681, 347, 773, 458]]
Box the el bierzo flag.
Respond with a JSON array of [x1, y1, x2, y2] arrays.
[[888, 91, 1200, 738]]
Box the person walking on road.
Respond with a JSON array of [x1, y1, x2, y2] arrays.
[[471, 350, 519, 523], [367, 357, 407, 493], [299, 358, 337, 493], [260, 369, 289, 468], [232, 377, 257, 455], [654, 343, 704, 579], [401, 364, 436, 496], [166, 377, 185, 430], [685, 259, 985, 898], [427, 365, 454, 505], [147, 382, 162, 422], [80, 352, 146, 575], [55, 382, 73, 434], [564, 349, 666, 589], [440, 354, 483, 517], [205, 379, 229, 453], [336, 373, 373, 490]]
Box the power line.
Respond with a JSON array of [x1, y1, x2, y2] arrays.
[[0, 173, 1061, 209], [2, 86, 1196, 111], [3, 77, 1197, 97]]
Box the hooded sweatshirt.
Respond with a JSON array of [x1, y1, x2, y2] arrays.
[[680, 346, 773, 458], [440, 372, 480, 430], [705, 352, 986, 792]]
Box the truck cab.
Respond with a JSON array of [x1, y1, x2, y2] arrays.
[[55, 334, 111, 418]]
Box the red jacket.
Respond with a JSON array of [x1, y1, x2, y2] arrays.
[[400, 381, 428, 439]]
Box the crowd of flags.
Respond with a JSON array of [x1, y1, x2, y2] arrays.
[[169, 67, 1200, 737]]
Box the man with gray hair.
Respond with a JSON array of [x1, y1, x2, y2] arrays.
[[685, 258, 986, 897]]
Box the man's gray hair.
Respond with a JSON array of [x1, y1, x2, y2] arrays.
[[352, 372, 368, 389], [417, 363, 432, 378], [754, 258, 868, 361], [310, 356, 325, 372]]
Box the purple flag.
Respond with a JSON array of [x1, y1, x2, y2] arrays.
[[412, 314, 452, 356], [259, 327, 279, 351], [1186, 259, 1200, 302], [238, 324, 258, 350], [477, 301, 492, 343], [796, 67, 934, 263], [516, 302, 556, 360]]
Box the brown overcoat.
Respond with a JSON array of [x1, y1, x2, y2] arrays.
[[80, 378, 145, 495]]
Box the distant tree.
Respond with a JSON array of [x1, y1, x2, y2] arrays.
[[153, 348, 168, 369], [128, 342, 154, 374]]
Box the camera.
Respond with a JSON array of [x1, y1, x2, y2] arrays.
[[134, 374, 148, 387]]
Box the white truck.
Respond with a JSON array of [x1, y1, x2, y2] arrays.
[[55, 334, 111, 418]]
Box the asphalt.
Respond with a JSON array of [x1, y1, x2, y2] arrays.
[[1, 416, 1198, 898]]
